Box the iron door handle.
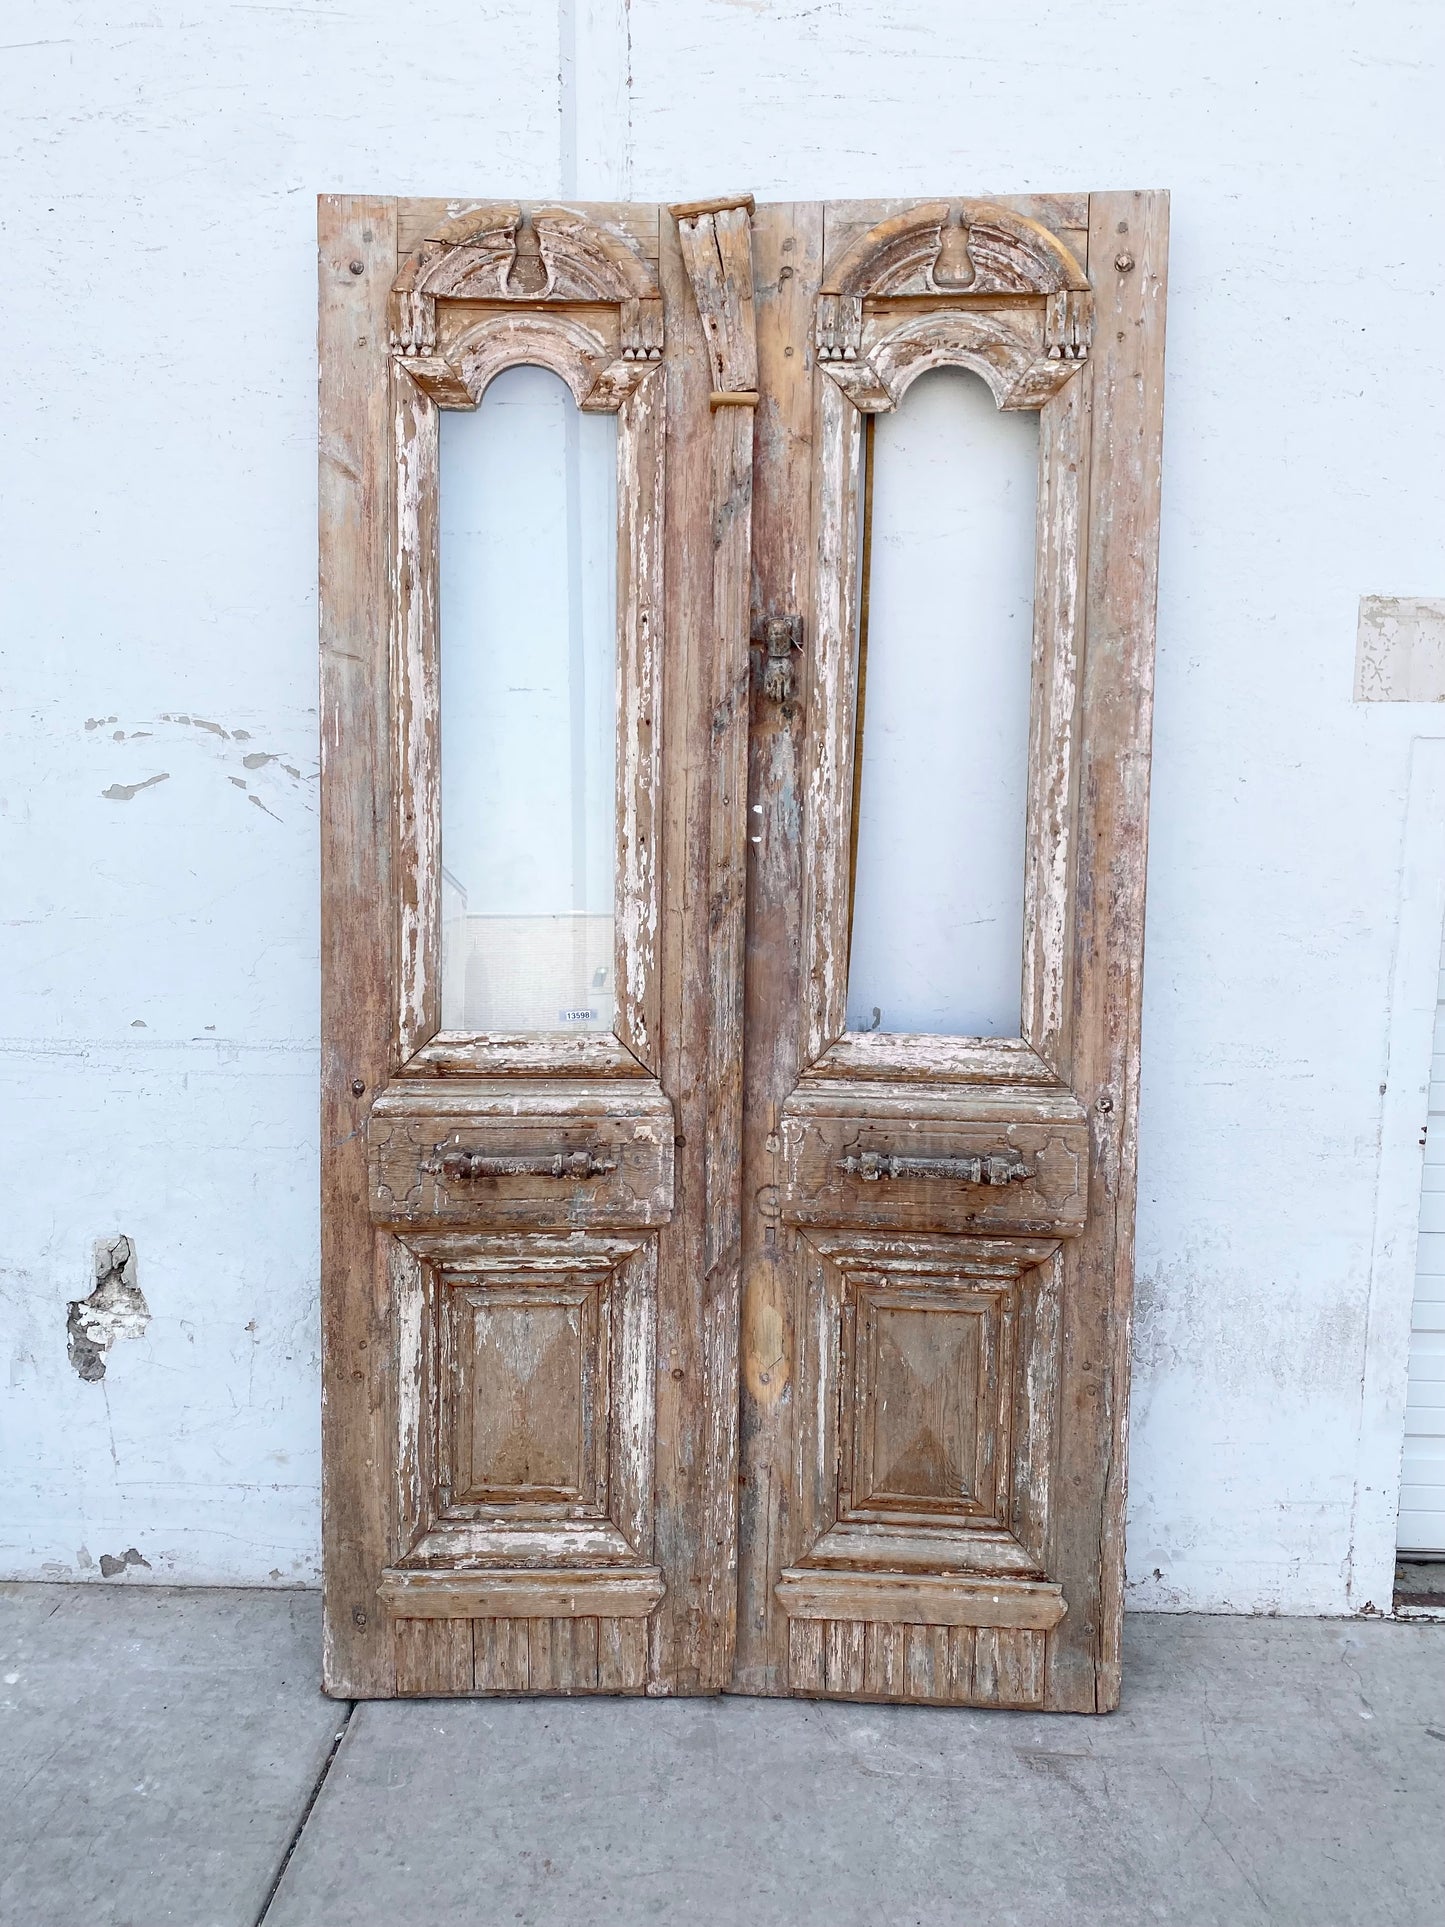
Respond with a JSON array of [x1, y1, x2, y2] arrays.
[[425, 1148, 618, 1183], [837, 1150, 1031, 1186]]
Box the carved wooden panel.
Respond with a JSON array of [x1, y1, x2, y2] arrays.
[[367, 1078, 674, 1230], [843, 1282, 1000, 1519], [444, 1281, 604, 1511]]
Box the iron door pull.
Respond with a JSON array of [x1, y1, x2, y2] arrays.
[[426, 1147, 619, 1183], [837, 1149, 1031, 1186]]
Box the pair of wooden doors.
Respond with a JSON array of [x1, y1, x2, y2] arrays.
[[319, 189, 1167, 1711]]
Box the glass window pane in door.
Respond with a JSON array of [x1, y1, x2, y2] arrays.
[[439, 364, 618, 1032], [846, 369, 1038, 1038]]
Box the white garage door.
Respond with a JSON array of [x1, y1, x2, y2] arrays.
[[1402, 932, 1445, 1553]]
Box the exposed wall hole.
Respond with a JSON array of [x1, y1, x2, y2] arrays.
[[67, 1235, 150, 1382], [98, 1547, 151, 1578]]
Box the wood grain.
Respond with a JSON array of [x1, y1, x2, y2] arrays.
[[324, 192, 1166, 1712], [378, 1567, 665, 1618], [319, 195, 401, 1698], [393, 1616, 474, 1695], [1046, 190, 1169, 1713], [734, 202, 824, 1691]]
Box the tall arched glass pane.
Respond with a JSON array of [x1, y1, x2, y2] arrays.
[[845, 369, 1038, 1038], [439, 365, 618, 1032]]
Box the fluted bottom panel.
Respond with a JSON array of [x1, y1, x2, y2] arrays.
[[786, 1618, 1045, 1706], [392, 1615, 649, 1695]]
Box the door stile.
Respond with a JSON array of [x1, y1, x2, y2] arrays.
[[1049, 190, 1169, 1711], [319, 195, 405, 1696], [644, 200, 756, 1691], [734, 203, 825, 1690], [734, 194, 1167, 1710]]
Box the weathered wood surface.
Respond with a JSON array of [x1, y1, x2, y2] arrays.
[[734, 196, 1166, 1709], [734, 202, 823, 1692], [778, 1077, 1089, 1237], [393, 1612, 651, 1694], [367, 1078, 675, 1229], [1047, 190, 1169, 1712], [404, 1033, 650, 1078], [643, 206, 747, 1692], [649, 195, 759, 1692], [378, 1566, 665, 1618], [323, 192, 1166, 1711], [786, 1620, 1045, 1706], [775, 1569, 1066, 1629], [319, 195, 401, 1697]]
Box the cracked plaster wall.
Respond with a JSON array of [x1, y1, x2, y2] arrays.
[[1, 1, 1442, 1610]]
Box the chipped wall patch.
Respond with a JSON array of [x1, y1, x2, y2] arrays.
[[99, 1547, 151, 1578], [1354, 595, 1445, 700], [67, 1236, 150, 1381], [102, 772, 170, 801]]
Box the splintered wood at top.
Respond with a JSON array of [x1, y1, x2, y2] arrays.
[[645, 207, 742, 1693]]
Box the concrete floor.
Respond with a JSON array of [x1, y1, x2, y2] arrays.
[[2, 1585, 1442, 1927]]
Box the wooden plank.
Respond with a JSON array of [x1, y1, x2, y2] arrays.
[[811, 1035, 1060, 1085], [788, 1616, 824, 1693], [403, 1033, 650, 1078], [556, 1615, 600, 1691], [904, 1624, 937, 1701], [775, 1569, 1066, 1630], [734, 200, 825, 1694], [648, 199, 756, 1692], [1023, 366, 1092, 1066], [475, 1616, 530, 1693], [945, 1625, 976, 1700], [377, 1565, 665, 1619], [614, 366, 667, 1071], [824, 1618, 865, 1695], [1048, 190, 1169, 1714], [393, 1617, 474, 1695], [800, 369, 865, 1061], [318, 194, 401, 1699], [392, 361, 440, 1061], [975, 1627, 1046, 1707], [528, 1616, 555, 1691], [645, 208, 731, 1691], [597, 1615, 648, 1691]]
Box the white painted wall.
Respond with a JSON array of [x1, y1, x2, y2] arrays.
[[2, 0, 1442, 1611]]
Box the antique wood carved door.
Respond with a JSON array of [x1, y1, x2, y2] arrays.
[[319, 190, 1167, 1710]]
